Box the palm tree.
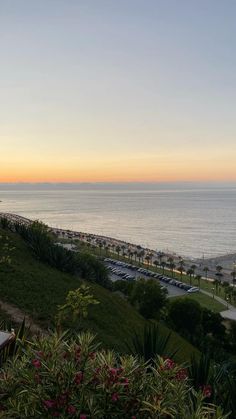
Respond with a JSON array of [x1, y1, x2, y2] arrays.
[[153, 260, 159, 271], [190, 264, 197, 280], [121, 245, 126, 257], [137, 251, 142, 265], [203, 266, 209, 280], [213, 279, 221, 295], [231, 270, 236, 285], [98, 240, 103, 255], [177, 259, 185, 280], [215, 265, 224, 283], [133, 250, 138, 263], [195, 274, 201, 288], [158, 252, 164, 267], [187, 268, 194, 285], [169, 261, 176, 278], [116, 245, 121, 259], [145, 255, 151, 269], [161, 261, 166, 275], [149, 252, 153, 266], [139, 250, 145, 264]]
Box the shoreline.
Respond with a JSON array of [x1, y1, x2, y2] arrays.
[[0, 212, 236, 281]]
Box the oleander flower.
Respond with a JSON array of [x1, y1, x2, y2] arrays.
[[32, 359, 41, 369]]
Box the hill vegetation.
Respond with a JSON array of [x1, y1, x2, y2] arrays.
[[0, 222, 197, 360]]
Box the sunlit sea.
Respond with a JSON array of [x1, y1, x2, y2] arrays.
[[0, 183, 236, 258]]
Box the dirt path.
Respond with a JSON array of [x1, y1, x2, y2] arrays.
[[0, 300, 46, 335]]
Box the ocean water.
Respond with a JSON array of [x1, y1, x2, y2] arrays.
[[0, 183, 236, 258]]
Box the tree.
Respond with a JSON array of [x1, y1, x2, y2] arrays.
[[213, 279, 221, 295], [168, 299, 202, 339], [115, 245, 121, 259], [161, 261, 166, 274], [177, 260, 185, 280], [121, 244, 126, 256], [145, 254, 150, 268], [190, 264, 197, 280], [215, 265, 223, 283], [153, 260, 159, 271], [57, 285, 99, 327], [158, 252, 164, 267], [130, 279, 167, 320], [203, 266, 209, 280], [169, 261, 176, 278], [195, 275, 201, 288], [231, 270, 236, 285], [201, 308, 226, 339], [187, 268, 194, 285]]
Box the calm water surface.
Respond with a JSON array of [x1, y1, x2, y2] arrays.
[[0, 184, 236, 258]]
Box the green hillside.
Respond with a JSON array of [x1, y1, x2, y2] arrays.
[[0, 227, 198, 360]]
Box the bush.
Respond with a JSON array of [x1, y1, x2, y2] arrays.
[[130, 278, 167, 319], [11, 221, 109, 287], [0, 332, 228, 418]]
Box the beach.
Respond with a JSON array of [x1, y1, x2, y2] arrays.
[[1, 212, 235, 284]]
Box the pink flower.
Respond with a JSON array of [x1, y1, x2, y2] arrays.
[[32, 359, 41, 369], [120, 377, 129, 386], [131, 416, 137, 419], [109, 367, 118, 376], [43, 400, 56, 409], [80, 415, 87, 419], [74, 371, 83, 385], [175, 368, 188, 381], [67, 405, 76, 415], [202, 384, 212, 398], [111, 392, 119, 402], [164, 358, 175, 370]]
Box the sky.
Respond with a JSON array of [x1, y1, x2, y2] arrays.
[[0, 0, 236, 183]]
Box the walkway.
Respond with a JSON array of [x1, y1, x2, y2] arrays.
[[200, 289, 236, 320]]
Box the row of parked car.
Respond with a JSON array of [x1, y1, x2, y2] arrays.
[[104, 258, 199, 293], [137, 267, 199, 293]]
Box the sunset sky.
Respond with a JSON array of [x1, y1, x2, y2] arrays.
[[1, 1, 236, 183]]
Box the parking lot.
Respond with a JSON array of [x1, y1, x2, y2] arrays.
[[104, 258, 199, 298]]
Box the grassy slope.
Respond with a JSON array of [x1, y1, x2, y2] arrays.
[[0, 228, 198, 360]]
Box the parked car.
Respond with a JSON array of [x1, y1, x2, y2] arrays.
[[187, 287, 199, 293]]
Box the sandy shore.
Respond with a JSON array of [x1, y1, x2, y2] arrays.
[[1, 212, 235, 283]]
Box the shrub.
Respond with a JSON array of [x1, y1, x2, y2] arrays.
[[0, 332, 228, 418]]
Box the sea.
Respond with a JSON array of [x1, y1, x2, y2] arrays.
[[0, 182, 236, 259]]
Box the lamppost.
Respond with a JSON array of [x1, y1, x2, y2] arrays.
[[212, 287, 215, 299], [226, 297, 229, 309]]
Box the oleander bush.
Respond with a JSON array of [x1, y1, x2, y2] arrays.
[[0, 332, 228, 418]]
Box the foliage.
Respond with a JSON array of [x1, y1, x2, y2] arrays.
[[57, 285, 99, 326], [126, 321, 179, 362], [130, 278, 167, 319], [168, 298, 202, 339], [0, 226, 147, 352], [188, 352, 236, 418], [0, 332, 228, 418], [12, 220, 109, 287]]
